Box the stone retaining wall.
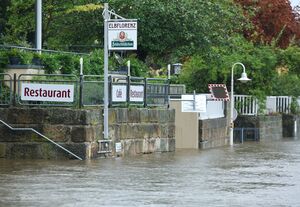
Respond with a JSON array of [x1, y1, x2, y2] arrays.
[[259, 115, 282, 140], [109, 108, 175, 156], [0, 107, 175, 159], [235, 115, 282, 141], [198, 118, 228, 149]]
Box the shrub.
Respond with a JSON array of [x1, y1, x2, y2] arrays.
[[40, 53, 60, 74]]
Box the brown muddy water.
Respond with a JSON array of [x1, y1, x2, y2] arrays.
[[1, 139, 300, 207]]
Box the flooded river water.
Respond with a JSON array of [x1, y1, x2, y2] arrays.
[[1, 139, 300, 207]]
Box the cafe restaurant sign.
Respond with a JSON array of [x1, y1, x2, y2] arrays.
[[108, 20, 137, 50]]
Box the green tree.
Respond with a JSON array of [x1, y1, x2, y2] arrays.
[[0, 0, 10, 42], [110, 0, 247, 64], [179, 36, 279, 96]]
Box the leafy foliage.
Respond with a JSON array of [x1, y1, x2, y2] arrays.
[[179, 36, 278, 95], [0, 0, 300, 101], [235, 0, 300, 48], [110, 0, 247, 64]]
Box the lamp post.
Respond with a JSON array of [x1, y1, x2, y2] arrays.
[[230, 62, 251, 146], [173, 63, 182, 75]]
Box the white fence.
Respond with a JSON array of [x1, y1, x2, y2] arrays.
[[172, 93, 296, 120], [266, 96, 291, 114], [235, 95, 293, 115], [234, 95, 258, 115]]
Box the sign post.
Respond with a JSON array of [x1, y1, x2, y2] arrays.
[[103, 3, 109, 140], [103, 3, 137, 141]]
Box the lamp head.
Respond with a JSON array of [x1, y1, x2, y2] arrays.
[[237, 72, 251, 83]]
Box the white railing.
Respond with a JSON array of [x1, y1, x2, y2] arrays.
[[234, 95, 258, 115], [235, 95, 293, 115], [172, 93, 296, 119], [274, 96, 291, 114]]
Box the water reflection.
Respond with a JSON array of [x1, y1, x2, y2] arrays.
[[1, 139, 300, 207]]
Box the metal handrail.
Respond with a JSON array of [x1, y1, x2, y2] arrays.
[[0, 119, 83, 160], [0, 44, 88, 55]]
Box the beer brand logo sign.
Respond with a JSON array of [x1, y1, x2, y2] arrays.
[[108, 20, 137, 50]]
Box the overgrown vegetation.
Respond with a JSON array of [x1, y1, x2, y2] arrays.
[[0, 0, 299, 107]]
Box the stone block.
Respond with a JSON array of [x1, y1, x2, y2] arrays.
[[148, 110, 158, 123], [86, 109, 102, 125], [47, 109, 86, 125], [0, 108, 8, 120], [43, 125, 71, 142], [119, 124, 129, 139], [122, 124, 145, 139], [6, 143, 41, 159], [143, 138, 156, 153], [149, 124, 160, 138], [140, 109, 149, 123], [95, 125, 103, 140], [142, 124, 151, 139], [156, 138, 168, 152], [71, 126, 85, 142], [168, 138, 176, 152], [134, 139, 143, 154], [108, 109, 116, 124], [40, 143, 88, 160], [0, 124, 44, 142], [71, 126, 95, 142], [159, 124, 168, 138], [168, 109, 175, 123], [86, 127, 98, 142], [131, 124, 143, 139], [154, 138, 161, 152], [0, 144, 6, 158], [5, 108, 47, 124], [87, 142, 100, 159], [158, 110, 168, 123], [116, 108, 128, 123], [168, 124, 175, 138], [122, 139, 136, 156], [127, 108, 141, 123]]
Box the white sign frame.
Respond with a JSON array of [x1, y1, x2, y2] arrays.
[[21, 83, 74, 102], [108, 20, 137, 50], [112, 85, 127, 102]]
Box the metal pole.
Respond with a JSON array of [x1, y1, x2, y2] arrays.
[[294, 119, 297, 137], [79, 57, 83, 108], [13, 73, 16, 106], [193, 90, 196, 111], [103, 3, 109, 140], [36, 0, 42, 53], [167, 64, 171, 108], [230, 62, 247, 146], [127, 60, 131, 77], [144, 78, 147, 107], [230, 65, 234, 146]]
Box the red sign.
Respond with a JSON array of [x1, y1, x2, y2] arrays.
[[208, 84, 229, 101]]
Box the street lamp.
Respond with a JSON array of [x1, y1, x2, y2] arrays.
[[172, 63, 182, 75], [230, 62, 251, 146]]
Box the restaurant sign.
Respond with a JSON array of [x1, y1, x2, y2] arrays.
[[21, 83, 74, 102]]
